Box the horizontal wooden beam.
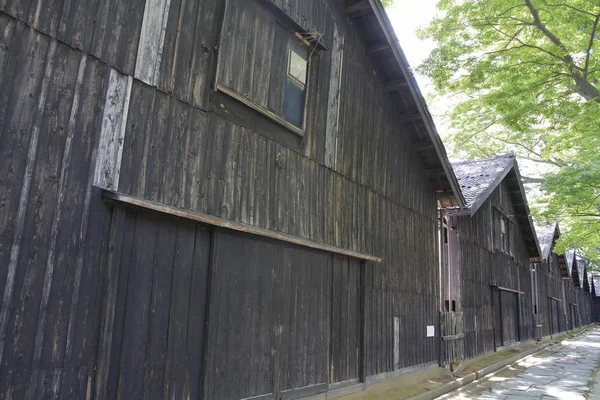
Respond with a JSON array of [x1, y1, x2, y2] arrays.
[[491, 285, 524, 294], [217, 84, 304, 137], [384, 79, 408, 92], [426, 167, 446, 177], [397, 112, 421, 122], [442, 333, 465, 341], [345, 0, 370, 14], [413, 140, 434, 150], [102, 190, 383, 263], [367, 44, 390, 55], [443, 209, 471, 217], [435, 192, 456, 200]]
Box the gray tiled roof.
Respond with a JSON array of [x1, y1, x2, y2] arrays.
[[536, 224, 557, 261], [576, 257, 586, 285], [451, 154, 514, 208], [565, 249, 575, 277]]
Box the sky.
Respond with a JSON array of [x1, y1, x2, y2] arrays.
[[386, 0, 438, 74], [385, 0, 456, 141]]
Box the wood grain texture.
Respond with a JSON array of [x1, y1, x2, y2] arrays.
[[0, 0, 456, 396], [93, 69, 132, 191], [324, 23, 343, 170], [135, 0, 172, 86], [95, 207, 211, 400], [0, 19, 112, 398]]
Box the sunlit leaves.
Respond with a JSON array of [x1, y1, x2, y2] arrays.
[[420, 0, 600, 259]]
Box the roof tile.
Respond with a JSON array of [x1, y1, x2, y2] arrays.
[[451, 154, 514, 208]]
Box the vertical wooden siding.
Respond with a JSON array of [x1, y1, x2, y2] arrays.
[[96, 207, 210, 400], [115, 0, 441, 378], [0, 14, 114, 398], [0, 0, 145, 75], [330, 255, 361, 384], [0, 0, 443, 396], [451, 181, 535, 360]]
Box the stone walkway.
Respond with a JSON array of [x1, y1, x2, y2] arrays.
[[441, 327, 600, 400]]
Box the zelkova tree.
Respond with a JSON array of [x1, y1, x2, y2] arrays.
[[419, 0, 600, 261]]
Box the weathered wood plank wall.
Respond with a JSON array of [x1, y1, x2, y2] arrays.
[[538, 252, 569, 336], [447, 180, 535, 359], [0, 0, 444, 397], [0, 11, 116, 397], [116, 0, 441, 378], [96, 207, 210, 400]]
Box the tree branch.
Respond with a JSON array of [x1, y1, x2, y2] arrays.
[[524, 0, 573, 55], [485, 134, 565, 167], [524, 0, 600, 101], [521, 176, 547, 184], [541, 0, 597, 17], [584, 12, 600, 78]]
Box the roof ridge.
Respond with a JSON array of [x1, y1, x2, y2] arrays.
[[451, 152, 515, 166]]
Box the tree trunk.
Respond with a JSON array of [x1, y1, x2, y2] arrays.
[[573, 73, 600, 102]]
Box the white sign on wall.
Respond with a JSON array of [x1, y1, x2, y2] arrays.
[[426, 325, 435, 337]]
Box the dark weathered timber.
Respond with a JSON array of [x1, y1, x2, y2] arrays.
[[0, 17, 113, 397], [0, 0, 464, 397], [103, 190, 382, 262], [443, 179, 536, 360], [96, 207, 211, 400]]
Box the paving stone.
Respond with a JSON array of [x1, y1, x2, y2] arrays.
[[499, 380, 532, 391], [557, 378, 589, 387], [439, 327, 600, 399]]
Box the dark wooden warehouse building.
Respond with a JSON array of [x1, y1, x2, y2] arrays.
[[536, 223, 570, 336], [440, 154, 541, 361], [0, 0, 470, 398], [592, 276, 600, 322], [534, 225, 594, 336]]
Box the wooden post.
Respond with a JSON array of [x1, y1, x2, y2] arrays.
[[438, 312, 442, 366], [201, 227, 218, 400], [498, 289, 503, 347], [94, 207, 127, 400], [360, 260, 367, 388], [517, 293, 522, 342], [393, 317, 399, 370]]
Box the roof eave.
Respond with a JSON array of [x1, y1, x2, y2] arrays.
[[511, 160, 542, 259], [367, 0, 466, 208]]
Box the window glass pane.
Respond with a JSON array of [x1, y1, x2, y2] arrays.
[[283, 46, 308, 129], [288, 49, 307, 86]]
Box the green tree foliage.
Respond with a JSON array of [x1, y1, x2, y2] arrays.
[[419, 0, 600, 260], [381, 0, 394, 7]]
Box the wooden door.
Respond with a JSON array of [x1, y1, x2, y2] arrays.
[[493, 288, 503, 348], [97, 207, 211, 400], [550, 299, 560, 335], [330, 255, 362, 385], [500, 291, 519, 345], [569, 304, 577, 329], [205, 230, 279, 400], [205, 230, 332, 400], [277, 246, 330, 399]]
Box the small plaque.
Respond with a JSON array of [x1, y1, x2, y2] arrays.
[[427, 325, 435, 337]]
